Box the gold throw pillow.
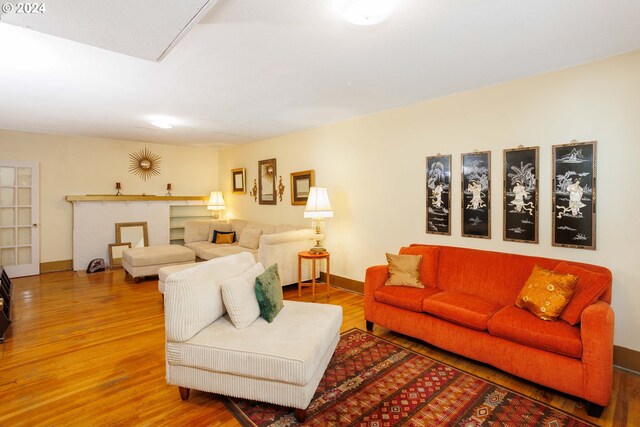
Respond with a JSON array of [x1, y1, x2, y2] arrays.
[[385, 253, 424, 288], [516, 265, 577, 321], [215, 233, 234, 244]]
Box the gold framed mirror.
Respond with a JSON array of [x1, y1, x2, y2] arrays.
[[115, 222, 149, 248], [129, 147, 161, 181]]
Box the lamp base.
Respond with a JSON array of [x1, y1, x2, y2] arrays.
[[309, 245, 327, 253]]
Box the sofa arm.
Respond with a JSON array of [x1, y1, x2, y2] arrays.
[[258, 232, 316, 286], [580, 300, 615, 406], [364, 265, 389, 305]]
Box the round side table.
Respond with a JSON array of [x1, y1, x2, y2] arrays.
[[297, 251, 330, 302]]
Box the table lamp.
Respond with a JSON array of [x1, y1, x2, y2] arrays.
[[207, 191, 226, 219], [304, 187, 333, 253]]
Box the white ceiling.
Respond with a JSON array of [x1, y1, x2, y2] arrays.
[[1, 0, 639, 148]]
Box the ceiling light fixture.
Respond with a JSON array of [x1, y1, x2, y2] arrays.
[[333, 0, 396, 26], [150, 120, 173, 129]]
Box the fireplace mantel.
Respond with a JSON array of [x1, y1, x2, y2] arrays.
[[66, 195, 208, 202], [67, 195, 209, 270]]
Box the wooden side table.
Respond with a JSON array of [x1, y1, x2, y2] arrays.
[[298, 251, 330, 302]]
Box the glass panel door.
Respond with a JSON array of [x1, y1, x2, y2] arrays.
[[0, 161, 39, 277]]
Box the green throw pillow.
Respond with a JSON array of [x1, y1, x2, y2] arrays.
[[254, 264, 284, 323]]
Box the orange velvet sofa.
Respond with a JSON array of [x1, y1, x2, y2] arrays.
[[364, 244, 614, 417]]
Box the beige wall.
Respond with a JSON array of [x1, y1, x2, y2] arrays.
[[219, 50, 640, 351], [0, 130, 219, 263]]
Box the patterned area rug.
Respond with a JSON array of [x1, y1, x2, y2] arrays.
[[226, 329, 595, 426]]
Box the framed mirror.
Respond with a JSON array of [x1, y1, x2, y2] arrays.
[[109, 242, 131, 269], [258, 158, 277, 205], [232, 167, 246, 194], [115, 222, 148, 248]]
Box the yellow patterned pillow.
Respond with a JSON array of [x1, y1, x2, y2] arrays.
[[385, 253, 424, 288], [516, 265, 577, 321]]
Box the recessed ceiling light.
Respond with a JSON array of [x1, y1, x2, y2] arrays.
[[148, 116, 178, 129], [333, 0, 397, 26]]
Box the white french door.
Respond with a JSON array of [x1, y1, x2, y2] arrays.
[[0, 161, 40, 277]]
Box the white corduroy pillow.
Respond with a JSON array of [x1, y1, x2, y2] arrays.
[[238, 227, 263, 249], [164, 252, 256, 342], [221, 262, 265, 329]]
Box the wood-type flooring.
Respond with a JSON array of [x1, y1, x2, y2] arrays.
[[0, 269, 637, 426]]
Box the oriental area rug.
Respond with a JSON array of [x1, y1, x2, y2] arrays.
[[226, 329, 595, 427]]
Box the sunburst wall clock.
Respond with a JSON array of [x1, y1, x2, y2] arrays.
[[129, 147, 161, 181]]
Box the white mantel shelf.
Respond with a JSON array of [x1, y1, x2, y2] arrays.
[[66, 195, 208, 202]]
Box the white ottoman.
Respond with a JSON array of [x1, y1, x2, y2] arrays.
[[122, 245, 195, 283]]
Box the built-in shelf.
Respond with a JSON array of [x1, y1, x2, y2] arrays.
[[169, 205, 212, 245]]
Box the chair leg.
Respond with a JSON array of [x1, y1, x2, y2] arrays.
[[294, 408, 306, 423], [179, 387, 190, 401]]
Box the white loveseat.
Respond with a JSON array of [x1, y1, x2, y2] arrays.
[[182, 219, 316, 286], [164, 252, 343, 422]]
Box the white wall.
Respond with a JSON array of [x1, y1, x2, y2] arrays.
[[219, 50, 640, 352], [0, 130, 219, 263]]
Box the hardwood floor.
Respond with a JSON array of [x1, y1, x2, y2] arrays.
[[1, 269, 637, 426]]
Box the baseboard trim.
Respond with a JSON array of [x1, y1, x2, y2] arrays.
[[614, 345, 640, 374], [40, 259, 73, 273], [320, 272, 363, 294], [322, 272, 639, 373]]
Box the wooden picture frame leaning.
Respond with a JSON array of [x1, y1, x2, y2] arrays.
[[503, 146, 539, 243], [108, 242, 131, 269], [461, 151, 491, 239], [290, 170, 315, 206], [426, 155, 451, 235], [115, 222, 149, 248], [552, 140, 597, 250]]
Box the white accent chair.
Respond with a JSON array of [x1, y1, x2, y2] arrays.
[[163, 252, 343, 422]]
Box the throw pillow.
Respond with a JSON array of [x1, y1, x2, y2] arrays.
[[399, 246, 440, 287], [221, 263, 265, 329], [516, 265, 578, 321], [212, 230, 236, 244], [385, 253, 424, 288], [239, 227, 262, 249], [254, 263, 284, 323], [554, 262, 611, 325]]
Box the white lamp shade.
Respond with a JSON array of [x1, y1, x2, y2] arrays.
[[207, 191, 226, 210], [304, 187, 334, 218]]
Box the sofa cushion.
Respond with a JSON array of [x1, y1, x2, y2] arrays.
[[213, 230, 236, 244], [158, 262, 198, 294], [165, 301, 343, 385], [255, 264, 284, 322], [184, 220, 213, 244], [122, 244, 195, 267], [164, 252, 256, 343], [375, 286, 442, 312], [487, 305, 582, 358], [385, 253, 424, 288], [516, 265, 577, 321], [399, 246, 439, 287], [554, 262, 611, 325], [207, 222, 234, 243], [422, 290, 503, 331], [199, 244, 258, 261], [221, 263, 265, 329], [239, 227, 263, 249]]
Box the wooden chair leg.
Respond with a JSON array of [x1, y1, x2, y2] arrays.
[[294, 408, 306, 423], [179, 387, 190, 401]]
